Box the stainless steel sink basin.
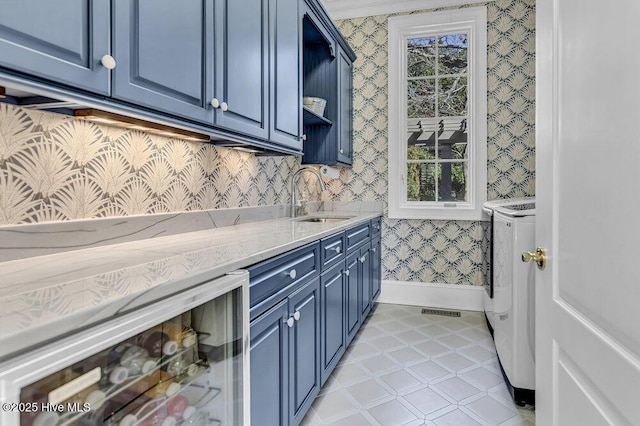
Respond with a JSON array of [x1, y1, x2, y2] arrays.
[[295, 216, 354, 223]]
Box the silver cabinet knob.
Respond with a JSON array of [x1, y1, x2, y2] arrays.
[[220, 102, 228, 112], [372, 247, 377, 253], [333, 246, 341, 254], [360, 256, 366, 263], [293, 311, 301, 321], [302, 134, 307, 141], [343, 270, 350, 277], [339, 149, 344, 154], [286, 317, 295, 328], [289, 269, 297, 279], [100, 54, 116, 70], [211, 98, 220, 108]]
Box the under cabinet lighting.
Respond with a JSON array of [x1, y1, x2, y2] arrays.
[[0, 87, 5, 99], [73, 109, 211, 142], [231, 146, 263, 154]]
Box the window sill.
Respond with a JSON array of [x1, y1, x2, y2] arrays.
[[388, 204, 489, 221]]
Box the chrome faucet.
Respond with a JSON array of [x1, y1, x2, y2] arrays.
[[290, 167, 327, 217]]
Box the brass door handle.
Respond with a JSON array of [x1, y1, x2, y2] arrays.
[[522, 247, 547, 270]]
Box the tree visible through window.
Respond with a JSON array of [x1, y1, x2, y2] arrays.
[[406, 33, 469, 203], [388, 7, 486, 220]]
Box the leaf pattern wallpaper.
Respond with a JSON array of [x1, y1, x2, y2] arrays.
[[333, 0, 535, 285], [0, 103, 299, 225]]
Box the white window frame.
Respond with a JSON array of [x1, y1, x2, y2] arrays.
[[388, 7, 487, 221]]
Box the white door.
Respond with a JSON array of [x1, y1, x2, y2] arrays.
[[536, 0, 640, 424]]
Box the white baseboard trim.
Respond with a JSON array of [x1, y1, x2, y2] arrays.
[[378, 280, 484, 311]]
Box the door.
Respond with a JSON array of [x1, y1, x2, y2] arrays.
[[359, 242, 372, 319], [112, 0, 214, 123], [269, 0, 303, 150], [288, 277, 321, 425], [0, 0, 110, 94], [250, 300, 289, 426], [214, 0, 269, 139], [320, 261, 346, 384], [337, 48, 353, 165], [345, 251, 360, 345], [371, 236, 381, 302], [536, 0, 640, 424]]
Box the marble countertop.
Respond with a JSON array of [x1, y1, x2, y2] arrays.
[[0, 211, 380, 360]]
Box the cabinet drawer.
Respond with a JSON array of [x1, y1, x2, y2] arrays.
[[346, 223, 371, 252], [371, 217, 382, 236], [249, 242, 320, 319], [321, 232, 345, 270]]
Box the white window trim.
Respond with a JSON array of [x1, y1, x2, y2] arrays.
[[388, 7, 487, 221]]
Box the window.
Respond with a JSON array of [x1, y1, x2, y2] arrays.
[[388, 7, 487, 220]]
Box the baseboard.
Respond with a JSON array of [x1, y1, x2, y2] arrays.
[[378, 280, 484, 311]]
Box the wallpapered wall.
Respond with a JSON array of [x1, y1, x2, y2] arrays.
[[332, 0, 536, 285], [0, 103, 301, 225]]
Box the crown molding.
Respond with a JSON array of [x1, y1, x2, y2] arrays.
[[321, 0, 493, 20]]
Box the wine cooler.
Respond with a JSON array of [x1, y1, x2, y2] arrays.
[[0, 272, 250, 426]]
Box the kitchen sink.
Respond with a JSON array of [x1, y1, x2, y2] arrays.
[[295, 216, 354, 223]]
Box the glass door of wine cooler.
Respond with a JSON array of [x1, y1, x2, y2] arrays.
[[0, 272, 249, 426]]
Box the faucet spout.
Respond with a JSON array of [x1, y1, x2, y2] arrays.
[[290, 167, 327, 218]]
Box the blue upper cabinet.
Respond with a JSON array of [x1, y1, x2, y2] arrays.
[[214, 0, 269, 140], [112, 0, 215, 123], [301, 0, 356, 167], [0, 0, 110, 95], [269, 0, 303, 150]]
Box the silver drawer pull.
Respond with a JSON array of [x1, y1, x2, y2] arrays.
[[288, 269, 297, 279], [333, 246, 341, 254], [293, 311, 301, 321], [360, 256, 366, 263], [343, 270, 350, 277], [287, 317, 295, 328]]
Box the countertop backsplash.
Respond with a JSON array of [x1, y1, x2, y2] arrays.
[[0, 103, 307, 225]]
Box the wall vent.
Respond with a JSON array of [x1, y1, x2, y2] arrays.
[[421, 308, 461, 317]]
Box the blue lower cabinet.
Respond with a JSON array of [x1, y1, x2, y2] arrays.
[[250, 299, 289, 426], [359, 242, 373, 320], [345, 251, 360, 346], [249, 218, 382, 425], [372, 236, 382, 302], [320, 261, 346, 384], [288, 277, 321, 425]]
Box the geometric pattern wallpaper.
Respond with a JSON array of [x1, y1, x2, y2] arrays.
[[335, 0, 535, 285], [0, 103, 299, 225]]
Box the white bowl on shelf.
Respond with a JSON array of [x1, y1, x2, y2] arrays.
[[303, 96, 326, 117]]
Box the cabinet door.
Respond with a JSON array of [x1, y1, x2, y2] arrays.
[[0, 0, 110, 94], [269, 0, 302, 150], [372, 236, 382, 302], [345, 251, 360, 345], [250, 299, 289, 426], [320, 261, 346, 384], [112, 0, 214, 123], [359, 242, 372, 320], [214, 0, 269, 139], [337, 48, 353, 165], [288, 276, 321, 425]]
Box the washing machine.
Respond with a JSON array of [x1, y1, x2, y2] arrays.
[[483, 198, 536, 407]]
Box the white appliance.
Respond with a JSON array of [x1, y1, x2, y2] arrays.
[[0, 272, 249, 426], [483, 198, 535, 407]]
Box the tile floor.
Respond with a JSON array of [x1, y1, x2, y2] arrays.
[[302, 303, 535, 426]]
